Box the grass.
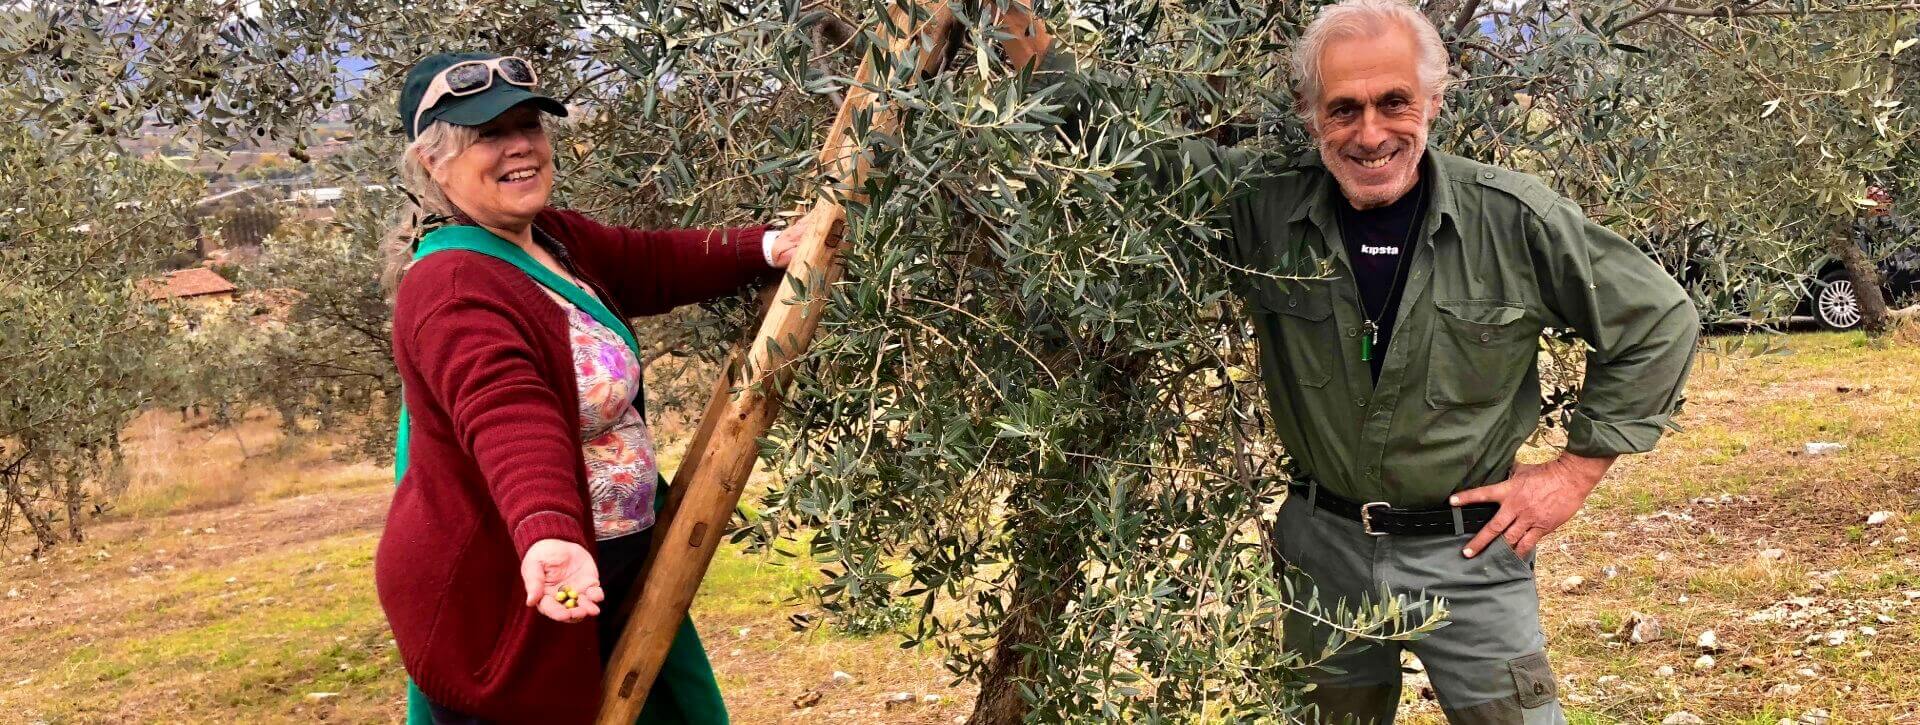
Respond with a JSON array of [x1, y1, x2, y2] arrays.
[[0, 414, 967, 724], [108, 409, 387, 520], [4, 331, 1919, 723], [1462, 331, 1920, 724]]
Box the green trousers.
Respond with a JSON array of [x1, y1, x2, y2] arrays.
[[402, 612, 723, 724], [1273, 492, 1566, 724]]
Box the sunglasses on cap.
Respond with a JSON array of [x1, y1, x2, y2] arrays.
[[411, 56, 540, 138]]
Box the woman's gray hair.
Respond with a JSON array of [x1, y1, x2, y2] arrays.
[[1289, 0, 1452, 125], [379, 120, 479, 297]]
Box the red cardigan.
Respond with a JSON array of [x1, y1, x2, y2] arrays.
[[378, 208, 772, 722]]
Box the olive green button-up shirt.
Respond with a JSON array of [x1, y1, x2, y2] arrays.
[[1157, 142, 1701, 508], [1033, 50, 1701, 507]]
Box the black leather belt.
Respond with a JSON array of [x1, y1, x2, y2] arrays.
[[1288, 481, 1498, 536]]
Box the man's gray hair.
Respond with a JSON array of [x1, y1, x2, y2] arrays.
[[1289, 0, 1453, 122]]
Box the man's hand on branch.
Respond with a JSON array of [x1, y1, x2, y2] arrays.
[[1451, 452, 1616, 559]]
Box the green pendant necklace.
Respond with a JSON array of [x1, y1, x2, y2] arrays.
[[1347, 182, 1426, 364]]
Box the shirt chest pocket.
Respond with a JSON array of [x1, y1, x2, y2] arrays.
[[1250, 280, 1338, 389], [1426, 299, 1538, 408]]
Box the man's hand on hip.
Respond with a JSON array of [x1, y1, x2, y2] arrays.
[[1451, 452, 1617, 559]]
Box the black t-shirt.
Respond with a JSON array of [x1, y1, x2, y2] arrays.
[[1334, 172, 1428, 383]]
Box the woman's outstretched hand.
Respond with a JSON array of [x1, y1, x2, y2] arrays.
[[769, 205, 841, 268], [520, 538, 607, 623]]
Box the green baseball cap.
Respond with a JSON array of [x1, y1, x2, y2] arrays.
[[399, 52, 569, 140]]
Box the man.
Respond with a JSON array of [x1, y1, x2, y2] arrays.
[[997, 1, 1699, 722]]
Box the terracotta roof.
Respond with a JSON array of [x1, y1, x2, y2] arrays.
[[144, 267, 237, 301]]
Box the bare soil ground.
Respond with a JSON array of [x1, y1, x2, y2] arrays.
[[0, 414, 970, 724], [2, 332, 1916, 723]]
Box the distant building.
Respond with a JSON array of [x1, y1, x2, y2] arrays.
[[142, 267, 240, 334], [143, 267, 238, 304], [289, 187, 345, 206], [287, 185, 386, 207]]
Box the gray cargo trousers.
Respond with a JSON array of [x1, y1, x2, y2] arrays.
[[1274, 491, 1565, 724]]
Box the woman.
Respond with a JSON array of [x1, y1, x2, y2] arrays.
[[376, 52, 825, 724]]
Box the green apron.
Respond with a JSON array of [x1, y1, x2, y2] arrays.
[[395, 225, 728, 724]]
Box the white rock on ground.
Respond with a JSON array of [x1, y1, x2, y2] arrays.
[[1866, 511, 1897, 526], [1559, 575, 1586, 593], [1655, 665, 1676, 677], [1767, 683, 1804, 697], [1759, 548, 1787, 561], [1697, 630, 1722, 652], [1693, 654, 1716, 671], [1800, 708, 1832, 725], [1824, 630, 1851, 646], [1628, 612, 1663, 644], [829, 671, 855, 686], [1663, 712, 1706, 724]]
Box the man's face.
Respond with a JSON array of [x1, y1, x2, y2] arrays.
[[1309, 28, 1438, 210]]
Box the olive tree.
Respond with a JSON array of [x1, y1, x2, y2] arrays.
[[1602, 9, 1920, 333], [11, 0, 1914, 720], [0, 125, 199, 552]]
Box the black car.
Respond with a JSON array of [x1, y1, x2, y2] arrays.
[[1656, 203, 1915, 331], [1797, 211, 1918, 330]]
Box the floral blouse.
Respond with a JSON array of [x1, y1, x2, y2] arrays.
[[544, 289, 659, 541]]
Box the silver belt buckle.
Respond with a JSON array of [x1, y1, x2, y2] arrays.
[[1360, 501, 1391, 536]]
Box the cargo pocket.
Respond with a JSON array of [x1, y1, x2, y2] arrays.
[[1250, 280, 1338, 389], [1426, 299, 1536, 408], [1508, 651, 1557, 709]]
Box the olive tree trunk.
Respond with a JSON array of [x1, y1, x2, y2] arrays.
[[968, 503, 1086, 725], [1828, 219, 1894, 336], [969, 348, 1151, 724]]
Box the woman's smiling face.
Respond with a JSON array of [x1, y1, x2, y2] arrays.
[[426, 104, 554, 229]]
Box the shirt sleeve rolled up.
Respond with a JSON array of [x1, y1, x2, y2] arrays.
[[1530, 198, 1702, 458]]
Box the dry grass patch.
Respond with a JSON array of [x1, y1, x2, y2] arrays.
[[9, 332, 1920, 723], [1522, 332, 1920, 723], [2, 411, 964, 724], [108, 409, 386, 520]]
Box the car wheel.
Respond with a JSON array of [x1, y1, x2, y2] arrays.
[[1813, 270, 1864, 331]]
